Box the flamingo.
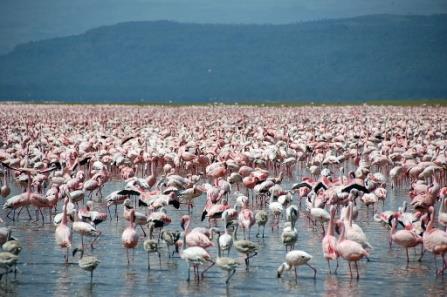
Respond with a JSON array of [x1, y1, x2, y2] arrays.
[[422, 206, 447, 275], [0, 172, 10, 198], [143, 222, 161, 270], [180, 215, 214, 249], [0, 252, 19, 280], [215, 230, 240, 285], [281, 222, 298, 251], [177, 230, 214, 282], [277, 250, 317, 280], [389, 214, 423, 262], [72, 248, 100, 284], [233, 228, 259, 271], [269, 201, 283, 230], [122, 209, 139, 264], [123, 199, 148, 237], [342, 201, 373, 252], [160, 229, 181, 258], [219, 214, 234, 255], [322, 205, 338, 273], [335, 220, 369, 279], [438, 190, 447, 231], [55, 197, 72, 264], [255, 210, 268, 238], [238, 208, 255, 240]]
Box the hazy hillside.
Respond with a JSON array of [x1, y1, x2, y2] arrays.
[[0, 14, 446, 103]]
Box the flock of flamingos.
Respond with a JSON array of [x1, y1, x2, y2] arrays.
[[0, 104, 446, 288]]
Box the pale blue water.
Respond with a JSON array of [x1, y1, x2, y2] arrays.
[[0, 173, 446, 297]]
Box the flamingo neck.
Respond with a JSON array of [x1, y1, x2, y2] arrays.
[[327, 211, 335, 236], [339, 223, 346, 242], [390, 218, 397, 235], [427, 210, 435, 232], [62, 200, 68, 225], [26, 172, 32, 195], [440, 197, 446, 214], [216, 233, 221, 257], [348, 203, 353, 227]]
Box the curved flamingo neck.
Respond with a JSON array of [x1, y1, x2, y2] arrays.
[[390, 218, 397, 235], [62, 200, 68, 225], [26, 172, 32, 195], [216, 233, 222, 257], [348, 203, 353, 227], [440, 197, 446, 214], [327, 210, 335, 236], [426, 209, 435, 232], [129, 211, 136, 228], [338, 222, 346, 242], [184, 219, 191, 234]]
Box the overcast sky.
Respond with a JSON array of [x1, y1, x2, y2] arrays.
[[0, 0, 446, 54]]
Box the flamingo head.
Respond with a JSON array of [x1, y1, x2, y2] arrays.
[[180, 215, 190, 230]]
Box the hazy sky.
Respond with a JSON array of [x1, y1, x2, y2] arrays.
[[0, 0, 446, 54]]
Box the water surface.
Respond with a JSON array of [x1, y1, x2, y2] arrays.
[[1, 176, 446, 297]]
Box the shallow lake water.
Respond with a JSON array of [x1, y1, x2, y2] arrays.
[[1, 173, 446, 297]]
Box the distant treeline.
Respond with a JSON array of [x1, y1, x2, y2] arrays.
[[0, 14, 446, 103]]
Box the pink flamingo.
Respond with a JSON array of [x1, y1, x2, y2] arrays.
[[238, 207, 255, 240], [422, 206, 447, 275], [55, 197, 72, 264], [389, 214, 423, 262], [322, 205, 338, 273], [177, 231, 215, 282], [83, 174, 104, 199], [335, 220, 369, 279], [181, 215, 214, 249], [122, 209, 139, 264]]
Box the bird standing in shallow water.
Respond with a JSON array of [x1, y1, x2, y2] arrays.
[[55, 197, 72, 264], [255, 210, 268, 238], [277, 250, 317, 281], [215, 230, 240, 285], [143, 222, 161, 270], [322, 206, 338, 273], [122, 209, 139, 265], [335, 220, 369, 279], [233, 227, 258, 271], [73, 248, 100, 285]]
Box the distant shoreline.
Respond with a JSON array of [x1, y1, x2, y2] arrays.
[[0, 98, 446, 107]]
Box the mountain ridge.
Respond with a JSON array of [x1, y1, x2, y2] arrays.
[[1, 14, 446, 103]]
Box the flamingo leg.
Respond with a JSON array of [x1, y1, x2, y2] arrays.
[[65, 247, 69, 265], [201, 260, 215, 278], [348, 262, 352, 278], [306, 263, 317, 279], [355, 261, 359, 280], [226, 269, 236, 284], [140, 225, 147, 237], [147, 252, 150, 270], [294, 267, 298, 281], [26, 206, 33, 220], [107, 206, 112, 221], [418, 245, 424, 262], [90, 231, 102, 249], [39, 208, 45, 224], [187, 264, 191, 282], [166, 244, 171, 258], [327, 259, 331, 274]]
